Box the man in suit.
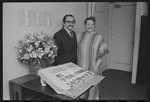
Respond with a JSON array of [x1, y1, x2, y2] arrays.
[[53, 14, 77, 65]]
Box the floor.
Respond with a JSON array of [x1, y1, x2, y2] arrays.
[[99, 69, 148, 100]]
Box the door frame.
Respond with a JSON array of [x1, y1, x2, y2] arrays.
[[108, 2, 136, 72], [108, 2, 143, 84], [108, 3, 113, 70], [131, 3, 142, 84]]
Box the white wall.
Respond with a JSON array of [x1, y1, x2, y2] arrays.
[[3, 2, 87, 100], [140, 2, 148, 15]]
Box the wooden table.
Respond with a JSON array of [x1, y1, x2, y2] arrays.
[[9, 74, 92, 100]]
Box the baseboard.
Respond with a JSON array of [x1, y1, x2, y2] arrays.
[[109, 67, 132, 72]]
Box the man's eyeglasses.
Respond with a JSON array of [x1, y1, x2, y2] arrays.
[[65, 20, 76, 24]]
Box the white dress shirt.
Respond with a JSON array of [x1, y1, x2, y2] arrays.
[[64, 27, 73, 37]]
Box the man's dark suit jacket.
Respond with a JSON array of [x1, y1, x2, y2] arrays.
[[53, 28, 77, 65]]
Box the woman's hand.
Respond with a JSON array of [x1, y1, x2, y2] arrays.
[[92, 59, 102, 74], [93, 65, 99, 74]]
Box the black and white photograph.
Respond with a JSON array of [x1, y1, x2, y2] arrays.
[[3, 2, 148, 101]]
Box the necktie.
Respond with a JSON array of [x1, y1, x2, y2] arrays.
[[70, 31, 74, 38]]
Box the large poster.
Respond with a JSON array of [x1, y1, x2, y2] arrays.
[[38, 62, 105, 98]]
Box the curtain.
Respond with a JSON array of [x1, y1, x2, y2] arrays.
[[88, 2, 95, 17]]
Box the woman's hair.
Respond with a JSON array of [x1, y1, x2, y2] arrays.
[[84, 16, 96, 25]]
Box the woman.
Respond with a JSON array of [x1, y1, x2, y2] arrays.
[[77, 16, 109, 100]]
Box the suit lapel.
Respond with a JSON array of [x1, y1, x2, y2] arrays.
[[62, 28, 76, 43]]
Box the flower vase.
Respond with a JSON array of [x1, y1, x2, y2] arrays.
[[29, 66, 41, 76]]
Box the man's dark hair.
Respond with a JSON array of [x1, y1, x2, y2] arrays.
[[63, 14, 76, 23]]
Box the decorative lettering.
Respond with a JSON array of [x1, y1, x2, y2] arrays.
[[55, 73, 64, 78], [65, 74, 75, 80], [49, 66, 67, 74], [66, 82, 73, 88], [65, 64, 77, 68], [60, 77, 67, 82], [65, 72, 93, 89], [73, 69, 86, 76], [87, 71, 94, 75]]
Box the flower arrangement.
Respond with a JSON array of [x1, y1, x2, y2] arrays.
[[15, 32, 58, 71]]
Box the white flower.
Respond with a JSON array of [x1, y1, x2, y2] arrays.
[[22, 53, 30, 59], [45, 46, 50, 53], [52, 45, 56, 47], [38, 53, 44, 58], [34, 41, 40, 47], [37, 34, 44, 41], [48, 53, 52, 57], [38, 48, 43, 52], [29, 53, 33, 58], [32, 51, 38, 58], [19, 49, 22, 53], [27, 45, 33, 52], [29, 37, 35, 43], [50, 51, 53, 54]]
